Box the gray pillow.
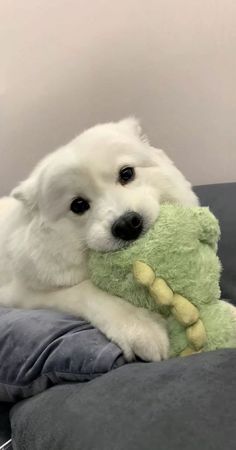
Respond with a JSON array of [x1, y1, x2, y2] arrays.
[[11, 349, 236, 450], [0, 307, 125, 402]]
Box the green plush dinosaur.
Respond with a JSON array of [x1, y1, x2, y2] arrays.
[[89, 205, 236, 357]]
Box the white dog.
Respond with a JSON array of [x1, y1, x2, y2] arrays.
[[0, 118, 199, 361]]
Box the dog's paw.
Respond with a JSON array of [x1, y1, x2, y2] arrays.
[[113, 308, 170, 362]]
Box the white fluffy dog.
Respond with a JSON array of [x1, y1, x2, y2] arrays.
[[0, 118, 199, 361]]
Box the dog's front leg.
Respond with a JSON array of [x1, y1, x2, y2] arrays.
[[68, 279, 169, 362], [0, 279, 169, 362]]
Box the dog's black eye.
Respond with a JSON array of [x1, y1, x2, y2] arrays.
[[70, 198, 90, 215], [119, 167, 135, 185]]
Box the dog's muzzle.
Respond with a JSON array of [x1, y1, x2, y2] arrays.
[[111, 212, 143, 241]]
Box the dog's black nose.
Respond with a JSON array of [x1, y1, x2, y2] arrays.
[[111, 212, 143, 241]]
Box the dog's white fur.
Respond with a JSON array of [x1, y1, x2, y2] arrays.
[[0, 118, 199, 361]]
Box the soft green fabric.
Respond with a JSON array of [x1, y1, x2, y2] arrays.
[[89, 205, 236, 356]]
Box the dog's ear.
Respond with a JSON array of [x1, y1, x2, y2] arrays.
[[11, 175, 38, 210], [118, 117, 149, 144], [117, 117, 141, 135]]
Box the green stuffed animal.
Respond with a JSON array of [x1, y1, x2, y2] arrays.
[[89, 205, 236, 358]]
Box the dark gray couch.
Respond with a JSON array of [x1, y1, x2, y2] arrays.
[[1, 183, 236, 450]]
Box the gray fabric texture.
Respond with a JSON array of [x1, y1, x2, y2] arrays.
[[0, 307, 125, 402], [0, 403, 11, 446], [194, 182, 236, 305], [11, 349, 236, 450]]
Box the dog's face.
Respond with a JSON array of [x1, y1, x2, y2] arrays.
[[12, 118, 198, 252]]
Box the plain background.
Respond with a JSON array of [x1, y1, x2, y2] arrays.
[[1, 0, 236, 195]]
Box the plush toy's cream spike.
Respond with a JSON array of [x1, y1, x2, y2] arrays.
[[171, 294, 199, 327], [186, 319, 207, 350], [133, 261, 155, 287], [149, 278, 173, 306], [180, 347, 202, 357]]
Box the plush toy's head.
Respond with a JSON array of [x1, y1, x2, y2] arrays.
[[89, 205, 236, 356]]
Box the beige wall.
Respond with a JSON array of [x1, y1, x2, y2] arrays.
[[1, 0, 236, 195]]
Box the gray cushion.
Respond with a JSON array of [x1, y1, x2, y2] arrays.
[[11, 349, 236, 450], [0, 307, 125, 402], [194, 183, 236, 304], [0, 403, 11, 447]]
